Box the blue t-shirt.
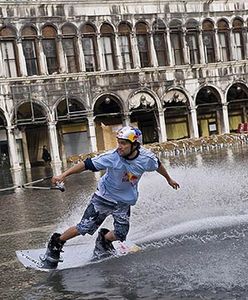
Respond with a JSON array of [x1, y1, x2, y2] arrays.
[[91, 147, 159, 205]]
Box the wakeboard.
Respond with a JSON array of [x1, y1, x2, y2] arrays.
[[16, 240, 141, 272]]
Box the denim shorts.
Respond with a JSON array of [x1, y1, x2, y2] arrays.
[[76, 193, 131, 241]]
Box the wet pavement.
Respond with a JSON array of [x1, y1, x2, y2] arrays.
[[1, 145, 248, 299]]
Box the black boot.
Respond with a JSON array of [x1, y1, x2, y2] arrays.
[[92, 228, 115, 260], [41, 233, 65, 268]]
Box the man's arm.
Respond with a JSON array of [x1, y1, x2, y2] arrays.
[[156, 164, 180, 190], [52, 162, 86, 184]]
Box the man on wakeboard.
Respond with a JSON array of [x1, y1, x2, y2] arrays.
[[44, 126, 180, 268]]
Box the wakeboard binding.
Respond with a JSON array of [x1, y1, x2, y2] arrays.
[[92, 228, 116, 261], [40, 232, 65, 269]]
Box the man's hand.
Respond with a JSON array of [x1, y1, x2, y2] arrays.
[[167, 178, 180, 190], [51, 174, 65, 184], [156, 164, 180, 190]]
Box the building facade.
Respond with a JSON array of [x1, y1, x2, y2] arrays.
[[0, 0, 248, 170]]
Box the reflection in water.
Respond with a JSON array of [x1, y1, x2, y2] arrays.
[[1, 145, 248, 299]]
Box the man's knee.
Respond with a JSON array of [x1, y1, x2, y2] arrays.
[[76, 203, 106, 235]]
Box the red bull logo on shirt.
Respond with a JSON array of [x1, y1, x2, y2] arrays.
[[122, 172, 139, 185]]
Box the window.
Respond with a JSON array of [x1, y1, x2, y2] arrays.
[[62, 24, 79, 73], [202, 20, 216, 63], [100, 23, 116, 70], [118, 22, 133, 69], [186, 20, 200, 64], [169, 20, 184, 65], [0, 26, 18, 77], [152, 19, 168, 66], [21, 26, 39, 76], [233, 18, 245, 60], [42, 25, 59, 74], [81, 23, 99, 72], [136, 22, 151, 68], [217, 19, 230, 62]]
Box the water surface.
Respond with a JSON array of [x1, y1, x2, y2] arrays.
[[1, 145, 248, 299]]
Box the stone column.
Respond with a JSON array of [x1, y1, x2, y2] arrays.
[[122, 112, 130, 126], [222, 103, 230, 133], [166, 28, 174, 66], [199, 30, 206, 64], [87, 114, 97, 152], [47, 121, 62, 167], [182, 28, 189, 64], [6, 126, 21, 170], [131, 32, 141, 68], [0, 45, 4, 77], [150, 32, 158, 67], [229, 29, 235, 61], [214, 28, 221, 61], [115, 34, 123, 70], [242, 106, 247, 123], [77, 35, 85, 72], [37, 36, 48, 75], [97, 34, 105, 71], [16, 37, 27, 76], [57, 125, 67, 168], [158, 109, 167, 142], [21, 128, 31, 169], [243, 29, 248, 59], [57, 36, 67, 73], [189, 107, 199, 138]]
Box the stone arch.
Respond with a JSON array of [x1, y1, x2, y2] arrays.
[[60, 22, 78, 35], [93, 93, 123, 117], [0, 109, 10, 167], [117, 21, 133, 32], [93, 93, 124, 151], [80, 22, 99, 72], [231, 16, 244, 27], [226, 82, 248, 132], [12, 100, 49, 126], [80, 22, 98, 34], [11, 100, 50, 166], [216, 17, 231, 28], [128, 88, 162, 110], [185, 18, 200, 29], [162, 87, 191, 140], [195, 85, 222, 136], [41, 23, 58, 35], [100, 22, 116, 33], [0, 24, 17, 37], [55, 96, 88, 121], [20, 24, 38, 36], [128, 89, 159, 144], [152, 18, 166, 30]]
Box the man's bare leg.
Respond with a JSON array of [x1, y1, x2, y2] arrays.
[[60, 226, 80, 242]]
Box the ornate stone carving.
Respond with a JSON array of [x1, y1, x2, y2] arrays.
[[163, 90, 187, 104], [128, 93, 155, 109]]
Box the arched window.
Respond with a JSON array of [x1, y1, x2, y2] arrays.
[[118, 22, 133, 69], [136, 22, 151, 67], [232, 18, 245, 60], [202, 20, 216, 63], [21, 25, 39, 76], [152, 19, 168, 66], [81, 23, 99, 72], [42, 25, 59, 74], [100, 23, 117, 70], [0, 26, 19, 77], [169, 20, 184, 65], [217, 19, 230, 61], [61, 24, 79, 73], [186, 19, 200, 64]]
